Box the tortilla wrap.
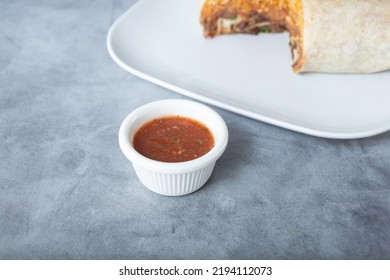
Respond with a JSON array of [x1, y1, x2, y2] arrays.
[[297, 0, 390, 73], [200, 0, 390, 73]]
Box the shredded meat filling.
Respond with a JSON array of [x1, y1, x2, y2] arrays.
[[201, 1, 290, 38], [233, 11, 286, 34]]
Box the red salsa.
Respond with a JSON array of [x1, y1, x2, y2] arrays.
[[133, 116, 215, 163]]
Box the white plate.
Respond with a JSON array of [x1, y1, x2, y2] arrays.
[[107, 0, 390, 139]]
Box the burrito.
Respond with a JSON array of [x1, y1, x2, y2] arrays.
[[200, 0, 390, 73]]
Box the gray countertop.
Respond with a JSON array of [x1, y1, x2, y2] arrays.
[[1, 0, 389, 260]]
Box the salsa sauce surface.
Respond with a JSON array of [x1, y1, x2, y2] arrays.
[[133, 116, 215, 163]]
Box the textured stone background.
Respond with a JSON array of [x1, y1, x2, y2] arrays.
[[1, 0, 389, 259]]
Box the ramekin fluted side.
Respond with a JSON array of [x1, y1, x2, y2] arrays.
[[133, 162, 216, 196]]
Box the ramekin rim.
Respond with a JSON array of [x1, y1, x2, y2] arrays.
[[118, 99, 228, 174]]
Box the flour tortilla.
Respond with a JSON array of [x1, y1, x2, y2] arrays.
[[298, 0, 390, 73]]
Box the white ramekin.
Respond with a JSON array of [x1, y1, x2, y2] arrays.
[[119, 99, 229, 196]]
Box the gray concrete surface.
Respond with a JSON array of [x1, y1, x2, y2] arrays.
[[1, 0, 389, 259]]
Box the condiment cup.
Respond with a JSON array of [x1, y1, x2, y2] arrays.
[[118, 99, 229, 196]]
